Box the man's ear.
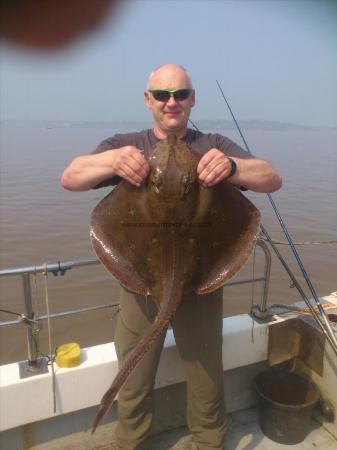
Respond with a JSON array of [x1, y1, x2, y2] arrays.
[[190, 90, 196, 108], [144, 91, 151, 109]]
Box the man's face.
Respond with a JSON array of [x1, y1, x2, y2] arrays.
[[144, 67, 195, 137]]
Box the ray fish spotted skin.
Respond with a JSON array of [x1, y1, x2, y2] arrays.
[[90, 133, 261, 433]]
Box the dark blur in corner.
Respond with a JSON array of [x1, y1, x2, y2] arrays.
[[0, 0, 122, 51]]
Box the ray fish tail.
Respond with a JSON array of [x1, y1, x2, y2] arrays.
[[91, 241, 184, 434]]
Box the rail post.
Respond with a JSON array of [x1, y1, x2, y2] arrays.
[[21, 273, 38, 365], [19, 273, 48, 378], [250, 238, 272, 320]]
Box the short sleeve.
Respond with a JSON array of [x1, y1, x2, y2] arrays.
[[214, 134, 251, 159], [93, 135, 122, 154]]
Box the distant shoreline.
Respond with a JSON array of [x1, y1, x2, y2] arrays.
[[1, 119, 336, 132]]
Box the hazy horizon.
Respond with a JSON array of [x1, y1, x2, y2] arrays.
[[2, 118, 336, 131]]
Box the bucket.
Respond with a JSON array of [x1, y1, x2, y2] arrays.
[[255, 368, 320, 444]]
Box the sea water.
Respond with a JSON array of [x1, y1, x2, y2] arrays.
[[0, 122, 336, 364]]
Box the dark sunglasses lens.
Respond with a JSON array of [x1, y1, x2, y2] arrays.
[[173, 89, 191, 101], [152, 91, 170, 102], [151, 89, 192, 102]]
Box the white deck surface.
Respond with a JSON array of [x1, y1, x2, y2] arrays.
[[0, 313, 270, 432], [98, 408, 337, 450]]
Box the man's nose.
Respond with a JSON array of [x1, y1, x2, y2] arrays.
[[166, 95, 177, 106]]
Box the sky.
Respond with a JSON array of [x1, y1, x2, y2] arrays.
[[1, 0, 337, 127]]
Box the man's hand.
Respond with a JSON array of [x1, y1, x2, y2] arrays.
[[112, 146, 149, 186], [197, 148, 235, 187]]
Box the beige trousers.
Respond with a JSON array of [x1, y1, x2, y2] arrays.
[[114, 287, 227, 450]]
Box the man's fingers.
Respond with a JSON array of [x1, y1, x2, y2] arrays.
[[199, 159, 223, 181], [119, 164, 144, 186], [129, 152, 149, 178], [199, 159, 231, 185], [202, 172, 227, 187], [120, 172, 142, 186], [198, 149, 234, 186], [114, 147, 149, 185], [197, 148, 223, 175]]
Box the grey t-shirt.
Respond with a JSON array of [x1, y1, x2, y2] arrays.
[[93, 128, 250, 189]]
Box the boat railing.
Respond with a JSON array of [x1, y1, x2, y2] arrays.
[[0, 239, 271, 377]]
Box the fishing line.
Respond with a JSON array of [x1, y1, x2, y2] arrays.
[[188, 118, 199, 132], [0, 308, 21, 316], [261, 225, 337, 353], [215, 79, 337, 355], [261, 238, 337, 246]]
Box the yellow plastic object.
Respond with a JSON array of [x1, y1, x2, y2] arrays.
[[56, 343, 81, 368]]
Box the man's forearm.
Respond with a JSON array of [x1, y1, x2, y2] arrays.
[[61, 145, 149, 191], [61, 151, 116, 191], [230, 157, 282, 193]]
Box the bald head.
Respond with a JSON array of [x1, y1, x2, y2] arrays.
[[147, 64, 193, 90]]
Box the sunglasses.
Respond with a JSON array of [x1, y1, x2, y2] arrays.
[[148, 88, 193, 102]]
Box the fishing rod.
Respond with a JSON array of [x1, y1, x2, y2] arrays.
[[188, 118, 337, 355], [215, 79, 337, 356], [260, 225, 337, 354]]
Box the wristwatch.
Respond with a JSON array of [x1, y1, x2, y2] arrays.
[[226, 157, 237, 179]]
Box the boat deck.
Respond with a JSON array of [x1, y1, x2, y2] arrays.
[[99, 408, 337, 450], [2, 295, 337, 450]]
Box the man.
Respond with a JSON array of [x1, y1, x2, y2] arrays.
[[62, 64, 282, 450]]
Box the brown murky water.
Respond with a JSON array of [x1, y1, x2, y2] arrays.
[[1, 124, 336, 364]]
